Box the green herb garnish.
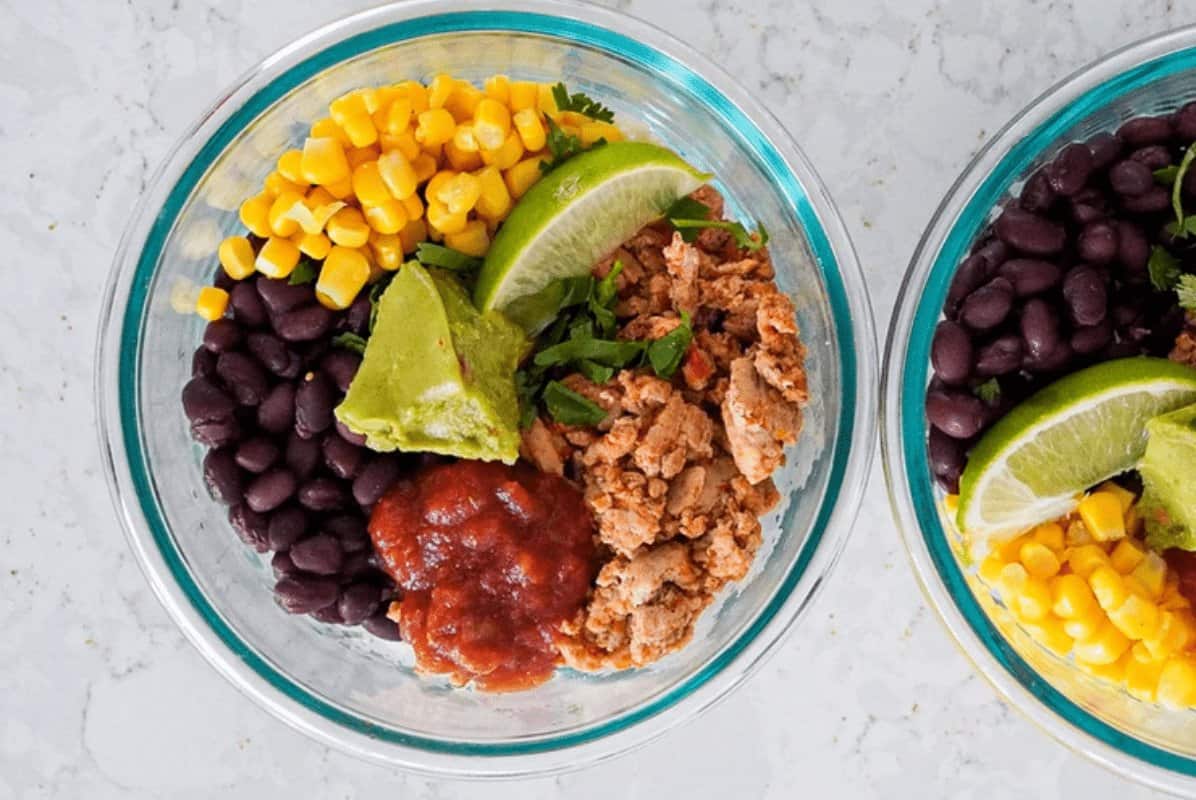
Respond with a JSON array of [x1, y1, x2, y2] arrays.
[[533, 336, 645, 369], [575, 359, 615, 384], [1177, 274, 1196, 312], [415, 243, 483, 272], [539, 116, 586, 174], [664, 197, 769, 252], [646, 311, 693, 379], [664, 197, 711, 243], [331, 332, 367, 355], [543, 380, 607, 426], [1155, 165, 1180, 185], [550, 82, 615, 123], [1149, 245, 1182, 291], [973, 378, 1001, 404], [288, 258, 318, 285], [1164, 142, 1196, 239]]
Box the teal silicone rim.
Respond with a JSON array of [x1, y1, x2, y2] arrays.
[[119, 11, 858, 756], [901, 46, 1196, 774]]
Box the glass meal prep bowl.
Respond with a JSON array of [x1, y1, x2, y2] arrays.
[[96, 0, 876, 778], [883, 24, 1196, 794]]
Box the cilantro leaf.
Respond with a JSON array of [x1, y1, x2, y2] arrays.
[[533, 336, 645, 369], [515, 367, 548, 428], [663, 196, 712, 243], [288, 258, 318, 285], [575, 359, 615, 384], [550, 82, 615, 123], [1171, 142, 1196, 236], [543, 380, 607, 426], [973, 378, 1001, 404], [646, 311, 693, 379], [415, 243, 482, 272], [1149, 245, 1182, 291], [1155, 165, 1180, 185], [331, 332, 367, 355], [1177, 274, 1196, 312], [539, 116, 585, 174], [666, 214, 770, 252]]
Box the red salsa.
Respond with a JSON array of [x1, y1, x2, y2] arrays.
[[369, 460, 597, 691]]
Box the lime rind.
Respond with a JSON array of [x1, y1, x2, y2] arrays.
[[956, 358, 1196, 538]]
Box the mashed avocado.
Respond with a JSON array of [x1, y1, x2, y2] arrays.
[[335, 263, 529, 463], [1142, 403, 1196, 551]]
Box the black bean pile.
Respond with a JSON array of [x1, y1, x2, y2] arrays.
[[927, 109, 1195, 493], [182, 267, 406, 639]]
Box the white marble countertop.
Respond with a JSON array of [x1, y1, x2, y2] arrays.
[[4, 0, 1195, 796]]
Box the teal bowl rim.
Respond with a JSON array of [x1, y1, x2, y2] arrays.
[[900, 45, 1196, 775], [117, 11, 859, 757]]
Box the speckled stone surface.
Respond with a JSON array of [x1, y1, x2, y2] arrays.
[[3, 0, 1194, 796]]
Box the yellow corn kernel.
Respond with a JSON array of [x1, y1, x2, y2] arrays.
[[195, 286, 229, 321], [483, 74, 510, 103], [263, 170, 305, 198], [255, 236, 301, 279], [1132, 640, 1155, 663], [401, 193, 424, 221], [481, 130, 525, 170], [427, 74, 455, 109], [475, 166, 512, 220], [326, 207, 371, 248], [472, 98, 512, 151], [426, 170, 457, 202], [1066, 544, 1111, 578], [267, 190, 306, 237], [351, 161, 393, 207], [1144, 610, 1190, 661], [300, 137, 351, 185], [239, 192, 273, 238], [1019, 540, 1061, 580], [444, 138, 483, 172], [1079, 492, 1127, 542], [1077, 651, 1131, 683], [579, 121, 623, 146], [421, 140, 444, 162], [1090, 565, 1129, 612], [1014, 577, 1053, 622], [1065, 518, 1094, 546], [314, 246, 370, 310], [1108, 593, 1160, 641], [1133, 552, 1169, 599], [341, 114, 378, 148], [537, 83, 559, 116], [436, 172, 482, 215], [1073, 620, 1131, 666], [1126, 657, 1166, 702], [305, 186, 337, 209], [277, 149, 307, 185], [369, 232, 403, 271], [996, 562, 1028, 603], [1021, 616, 1074, 657], [295, 231, 332, 260], [364, 200, 408, 235], [1098, 481, 1137, 515], [504, 155, 547, 199], [943, 494, 960, 516], [346, 145, 380, 170], [377, 150, 419, 200], [511, 108, 547, 152], [445, 82, 484, 122], [370, 90, 395, 131], [218, 236, 256, 281], [509, 80, 539, 111], [380, 129, 421, 162], [1158, 657, 1196, 708], [310, 117, 351, 146], [444, 219, 490, 257], [324, 175, 354, 200], [412, 153, 438, 183], [1110, 537, 1146, 575], [329, 89, 372, 125], [997, 533, 1032, 564], [979, 553, 1006, 585], [1032, 522, 1065, 553], [399, 217, 428, 253], [453, 124, 480, 153], [396, 81, 429, 114], [1050, 573, 1098, 619], [415, 108, 456, 147], [426, 199, 467, 235], [385, 95, 414, 136], [1063, 612, 1104, 642]]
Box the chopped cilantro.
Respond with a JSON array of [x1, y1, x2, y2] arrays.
[[1177, 274, 1196, 312], [543, 380, 607, 426], [331, 332, 367, 355], [1149, 245, 1182, 291], [973, 378, 1001, 404], [550, 82, 615, 123], [646, 311, 693, 379], [415, 243, 482, 272], [288, 258, 318, 285]]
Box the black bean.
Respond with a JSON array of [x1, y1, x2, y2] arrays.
[[285, 431, 322, 480], [1045, 142, 1093, 196], [298, 477, 347, 511], [321, 350, 361, 393], [256, 276, 312, 316], [1130, 145, 1173, 171], [203, 448, 243, 505], [230, 281, 268, 328], [257, 383, 296, 435], [1024, 340, 1074, 374], [1122, 186, 1170, 213], [290, 533, 344, 575], [335, 419, 368, 447], [247, 332, 301, 378], [1109, 160, 1153, 196], [275, 305, 334, 342], [945, 254, 991, 317], [1176, 102, 1196, 141], [1070, 200, 1106, 227], [339, 550, 376, 581], [213, 269, 236, 292], [960, 277, 1015, 331], [1104, 338, 1143, 359], [338, 582, 381, 626], [1020, 298, 1061, 360], [997, 258, 1062, 296], [973, 239, 1009, 271], [1116, 221, 1150, 273], [975, 335, 1023, 377], [1071, 319, 1114, 354], [274, 575, 339, 614], [271, 550, 299, 579], [353, 456, 403, 507], [202, 319, 242, 353], [192, 347, 217, 379], [182, 376, 236, 423], [995, 207, 1066, 255], [323, 433, 364, 479], [1077, 222, 1119, 265], [324, 514, 370, 553], [190, 417, 241, 448], [346, 294, 372, 335], [926, 390, 987, 439], [1063, 266, 1108, 326], [229, 503, 269, 553], [216, 351, 269, 407], [1020, 171, 1057, 213], [928, 428, 966, 492], [1118, 115, 1172, 146], [267, 505, 308, 551], [234, 437, 279, 473], [1087, 132, 1123, 169], [311, 604, 344, 624], [245, 468, 297, 513], [362, 611, 403, 641], [295, 372, 335, 437]]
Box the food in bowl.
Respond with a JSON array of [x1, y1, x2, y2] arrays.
[[924, 104, 1196, 706], [178, 71, 807, 690]]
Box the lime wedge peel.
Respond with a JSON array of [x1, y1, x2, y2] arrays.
[[474, 141, 710, 312], [956, 358, 1196, 539]]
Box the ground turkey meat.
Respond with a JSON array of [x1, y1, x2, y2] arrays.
[[1174, 313, 1196, 369]]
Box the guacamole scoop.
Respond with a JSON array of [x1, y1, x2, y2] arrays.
[[335, 263, 528, 464], [1142, 402, 1196, 551]]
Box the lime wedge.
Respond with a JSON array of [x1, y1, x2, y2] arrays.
[[474, 141, 709, 312], [957, 357, 1196, 538]]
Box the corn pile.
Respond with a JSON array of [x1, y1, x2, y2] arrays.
[[197, 75, 624, 321], [970, 483, 1196, 708]]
